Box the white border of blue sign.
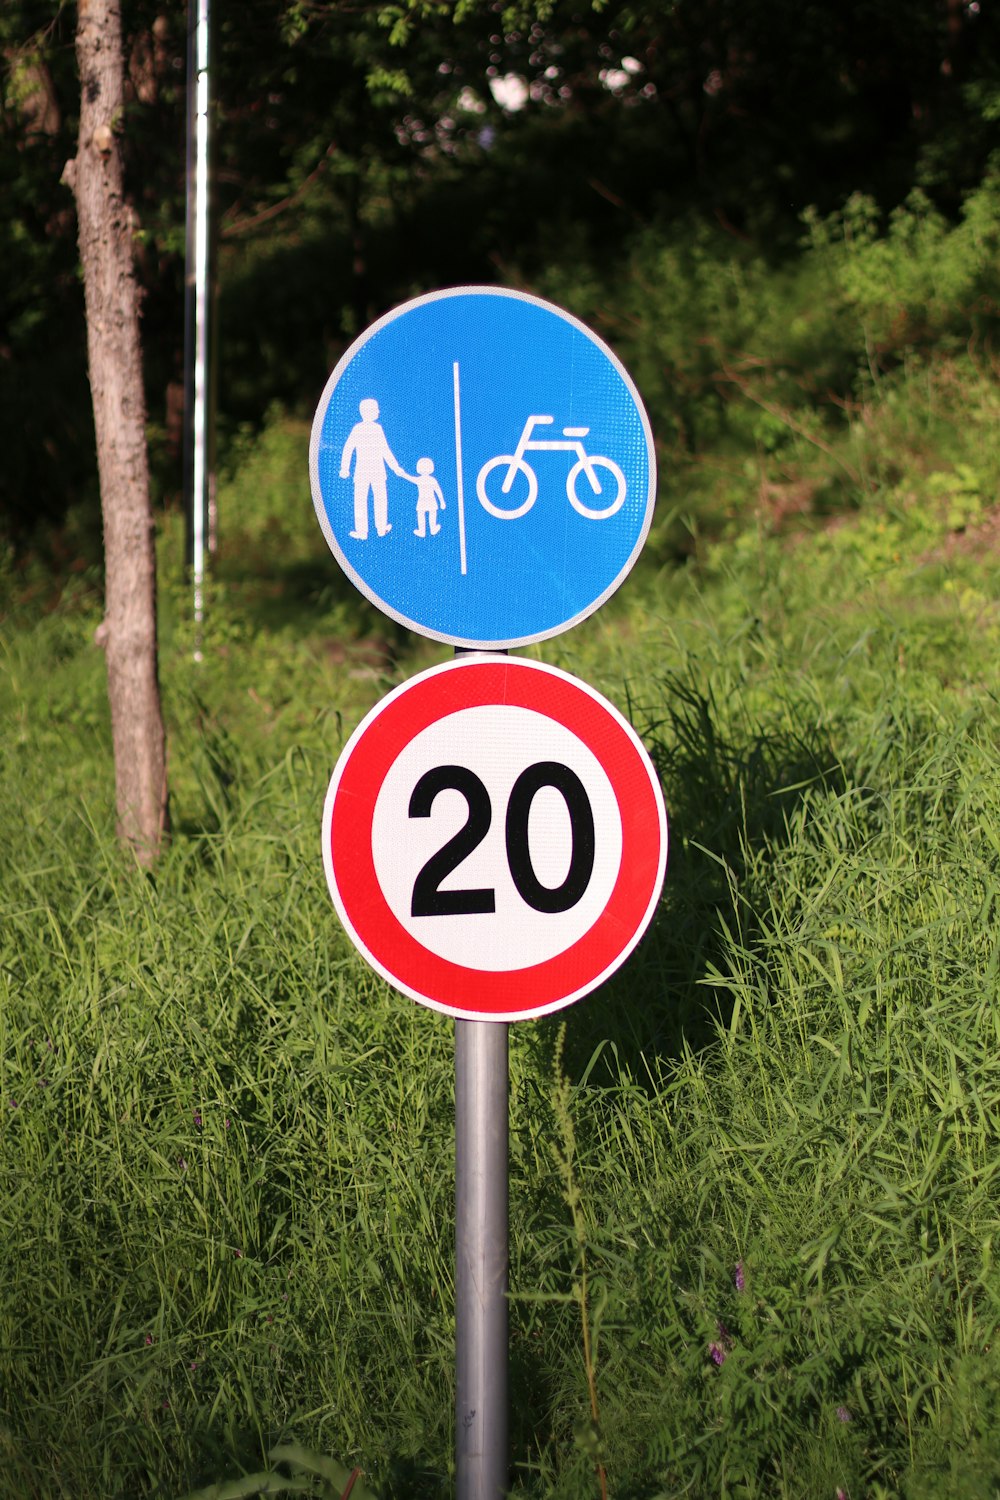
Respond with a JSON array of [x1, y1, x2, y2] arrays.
[[308, 286, 657, 650]]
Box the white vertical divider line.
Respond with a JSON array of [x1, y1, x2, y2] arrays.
[[454, 361, 468, 576]]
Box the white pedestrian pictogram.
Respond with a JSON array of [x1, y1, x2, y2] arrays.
[[476, 414, 627, 521], [410, 458, 446, 537], [339, 398, 408, 539]]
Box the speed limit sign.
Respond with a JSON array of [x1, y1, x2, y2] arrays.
[[322, 655, 667, 1021]]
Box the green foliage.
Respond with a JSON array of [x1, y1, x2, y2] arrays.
[[4, 9, 1000, 1489], [0, 3, 96, 543], [214, 406, 318, 569], [803, 179, 1000, 361], [8, 325, 1000, 1494], [178, 1442, 380, 1499], [5, 0, 999, 548], [530, 177, 1000, 560]]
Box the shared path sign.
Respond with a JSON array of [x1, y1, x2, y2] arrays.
[[309, 286, 656, 649], [322, 656, 667, 1022]]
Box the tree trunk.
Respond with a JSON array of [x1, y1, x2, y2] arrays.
[[67, 0, 168, 864]]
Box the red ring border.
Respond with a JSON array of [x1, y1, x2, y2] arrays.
[[324, 658, 666, 1019]]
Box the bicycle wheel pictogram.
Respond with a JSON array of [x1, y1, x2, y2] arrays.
[[476, 455, 538, 519], [567, 456, 627, 519]]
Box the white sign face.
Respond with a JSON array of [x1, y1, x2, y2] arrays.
[[309, 287, 657, 649], [370, 705, 624, 971], [322, 656, 668, 1022]]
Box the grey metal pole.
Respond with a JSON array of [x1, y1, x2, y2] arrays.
[[455, 1018, 509, 1500], [183, 0, 211, 658]]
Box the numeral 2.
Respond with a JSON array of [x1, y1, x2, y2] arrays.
[[409, 766, 496, 916]]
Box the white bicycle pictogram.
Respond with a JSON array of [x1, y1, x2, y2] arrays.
[[476, 415, 627, 521]]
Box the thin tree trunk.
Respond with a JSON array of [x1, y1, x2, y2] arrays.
[[67, 0, 168, 864]]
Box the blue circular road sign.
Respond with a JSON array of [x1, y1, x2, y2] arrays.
[[309, 287, 656, 648]]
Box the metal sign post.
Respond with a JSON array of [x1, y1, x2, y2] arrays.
[[312, 289, 666, 1500], [455, 1019, 508, 1500], [321, 656, 667, 1492]]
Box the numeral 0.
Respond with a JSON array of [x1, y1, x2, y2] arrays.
[[409, 761, 596, 917]]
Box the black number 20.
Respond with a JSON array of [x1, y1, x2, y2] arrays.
[[409, 761, 596, 918]]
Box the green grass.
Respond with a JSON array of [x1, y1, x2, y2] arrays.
[[2, 344, 1000, 1498]]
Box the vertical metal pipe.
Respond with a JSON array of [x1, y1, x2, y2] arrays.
[[191, 0, 210, 658], [455, 1018, 509, 1500], [182, 0, 196, 574], [183, 0, 211, 657]]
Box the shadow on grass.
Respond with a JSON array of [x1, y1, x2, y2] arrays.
[[213, 550, 392, 639], [162, 1420, 451, 1500], [493, 671, 851, 1488], [546, 670, 848, 1084]]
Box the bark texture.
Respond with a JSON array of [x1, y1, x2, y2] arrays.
[[70, 0, 167, 863]]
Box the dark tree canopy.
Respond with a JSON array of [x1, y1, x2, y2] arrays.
[[1, 0, 995, 548]]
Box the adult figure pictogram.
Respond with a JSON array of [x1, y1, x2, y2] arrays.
[[339, 397, 407, 539]]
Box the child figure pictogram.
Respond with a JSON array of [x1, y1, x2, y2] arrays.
[[410, 457, 446, 537]]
